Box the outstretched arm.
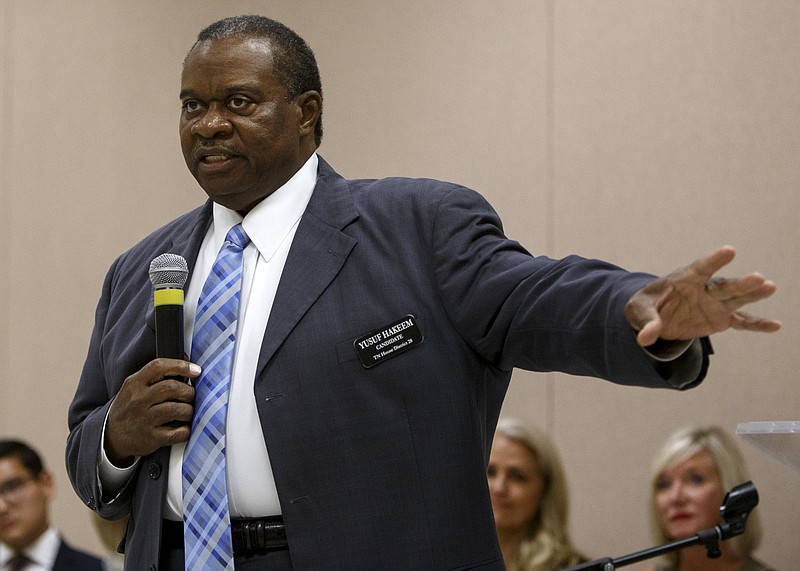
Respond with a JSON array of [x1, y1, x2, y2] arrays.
[[624, 246, 780, 347]]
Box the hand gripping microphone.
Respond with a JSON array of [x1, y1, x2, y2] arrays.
[[148, 253, 189, 365]]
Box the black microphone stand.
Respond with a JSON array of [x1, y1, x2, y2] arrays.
[[563, 481, 759, 571]]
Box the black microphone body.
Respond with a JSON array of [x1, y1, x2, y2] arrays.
[[155, 302, 184, 360], [149, 253, 189, 368]]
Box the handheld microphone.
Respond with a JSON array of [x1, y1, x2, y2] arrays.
[[148, 253, 189, 365]]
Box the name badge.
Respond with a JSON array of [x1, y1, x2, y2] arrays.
[[353, 315, 424, 368]]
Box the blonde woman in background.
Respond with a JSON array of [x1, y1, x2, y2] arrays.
[[488, 418, 587, 571], [640, 425, 774, 571]]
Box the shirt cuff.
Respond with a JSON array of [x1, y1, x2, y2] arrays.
[[642, 338, 694, 362], [98, 405, 140, 500]]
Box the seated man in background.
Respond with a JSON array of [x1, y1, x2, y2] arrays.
[[0, 440, 102, 571]]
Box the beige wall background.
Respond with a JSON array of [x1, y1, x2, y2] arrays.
[[2, 0, 798, 568]]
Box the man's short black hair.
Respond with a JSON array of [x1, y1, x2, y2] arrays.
[[191, 15, 324, 146], [0, 439, 45, 478]]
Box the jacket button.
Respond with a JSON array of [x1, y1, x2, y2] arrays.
[[148, 462, 162, 480]]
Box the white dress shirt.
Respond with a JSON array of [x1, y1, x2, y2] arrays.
[[0, 527, 59, 571], [99, 154, 317, 520]]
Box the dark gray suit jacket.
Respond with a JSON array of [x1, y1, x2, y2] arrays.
[[53, 538, 103, 571], [66, 157, 707, 570]]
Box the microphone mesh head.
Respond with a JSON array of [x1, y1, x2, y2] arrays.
[[149, 253, 189, 289]]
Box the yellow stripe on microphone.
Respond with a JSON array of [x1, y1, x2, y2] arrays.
[[154, 289, 184, 307]]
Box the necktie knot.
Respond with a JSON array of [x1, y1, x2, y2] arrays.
[[7, 553, 31, 571], [226, 224, 250, 250]]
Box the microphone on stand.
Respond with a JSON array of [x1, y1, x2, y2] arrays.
[[564, 481, 759, 571], [148, 253, 189, 368]]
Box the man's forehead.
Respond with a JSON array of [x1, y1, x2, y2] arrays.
[[182, 36, 277, 86], [0, 457, 29, 481], [186, 36, 275, 64], [180, 38, 282, 99]]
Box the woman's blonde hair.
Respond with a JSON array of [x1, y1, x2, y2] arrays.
[[494, 418, 584, 571], [648, 425, 762, 566]]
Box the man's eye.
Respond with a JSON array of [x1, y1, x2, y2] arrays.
[[0, 477, 25, 494], [229, 97, 250, 110], [182, 100, 200, 113]]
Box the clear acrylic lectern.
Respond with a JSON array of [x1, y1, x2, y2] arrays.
[[736, 420, 800, 477]]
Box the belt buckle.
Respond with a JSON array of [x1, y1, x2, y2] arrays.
[[235, 519, 287, 552]]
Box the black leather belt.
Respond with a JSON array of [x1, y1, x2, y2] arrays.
[[231, 517, 288, 552], [162, 517, 287, 554]]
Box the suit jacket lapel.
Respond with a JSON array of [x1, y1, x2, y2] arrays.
[[144, 202, 212, 337], [168, 201, 213, 279], [255, 157, 358, 378]]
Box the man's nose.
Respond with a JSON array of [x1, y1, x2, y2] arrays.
[[191, 104, 233, 138]]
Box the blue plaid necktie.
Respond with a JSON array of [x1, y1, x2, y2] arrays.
[[183, 224, 250, 571]]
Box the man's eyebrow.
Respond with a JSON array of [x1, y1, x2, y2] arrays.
[[179, 85, 265, 100], [225, 84, 265, 96]]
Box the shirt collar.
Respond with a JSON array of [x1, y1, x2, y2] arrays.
[[211, 153, 318, 261], [0, 527, 59, 569]]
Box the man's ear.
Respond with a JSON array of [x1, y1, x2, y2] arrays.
[[38, 469, 55, 500], [295, 90, 322, 138]]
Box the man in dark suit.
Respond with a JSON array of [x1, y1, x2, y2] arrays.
[[65, 15, 779, 571], [0, 440, 102, 571]]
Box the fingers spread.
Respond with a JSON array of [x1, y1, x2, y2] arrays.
[[691, 246, 736, 281], [729, 311, 782, 332], [705, 274, 777, 306]]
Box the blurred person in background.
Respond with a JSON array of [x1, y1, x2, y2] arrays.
[[488, 418, 588, 571], [640, 426, 774, 571], [0, 440, 102, 571]]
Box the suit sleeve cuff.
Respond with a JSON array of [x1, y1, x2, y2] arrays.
[[645, 337, 713, 389]]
